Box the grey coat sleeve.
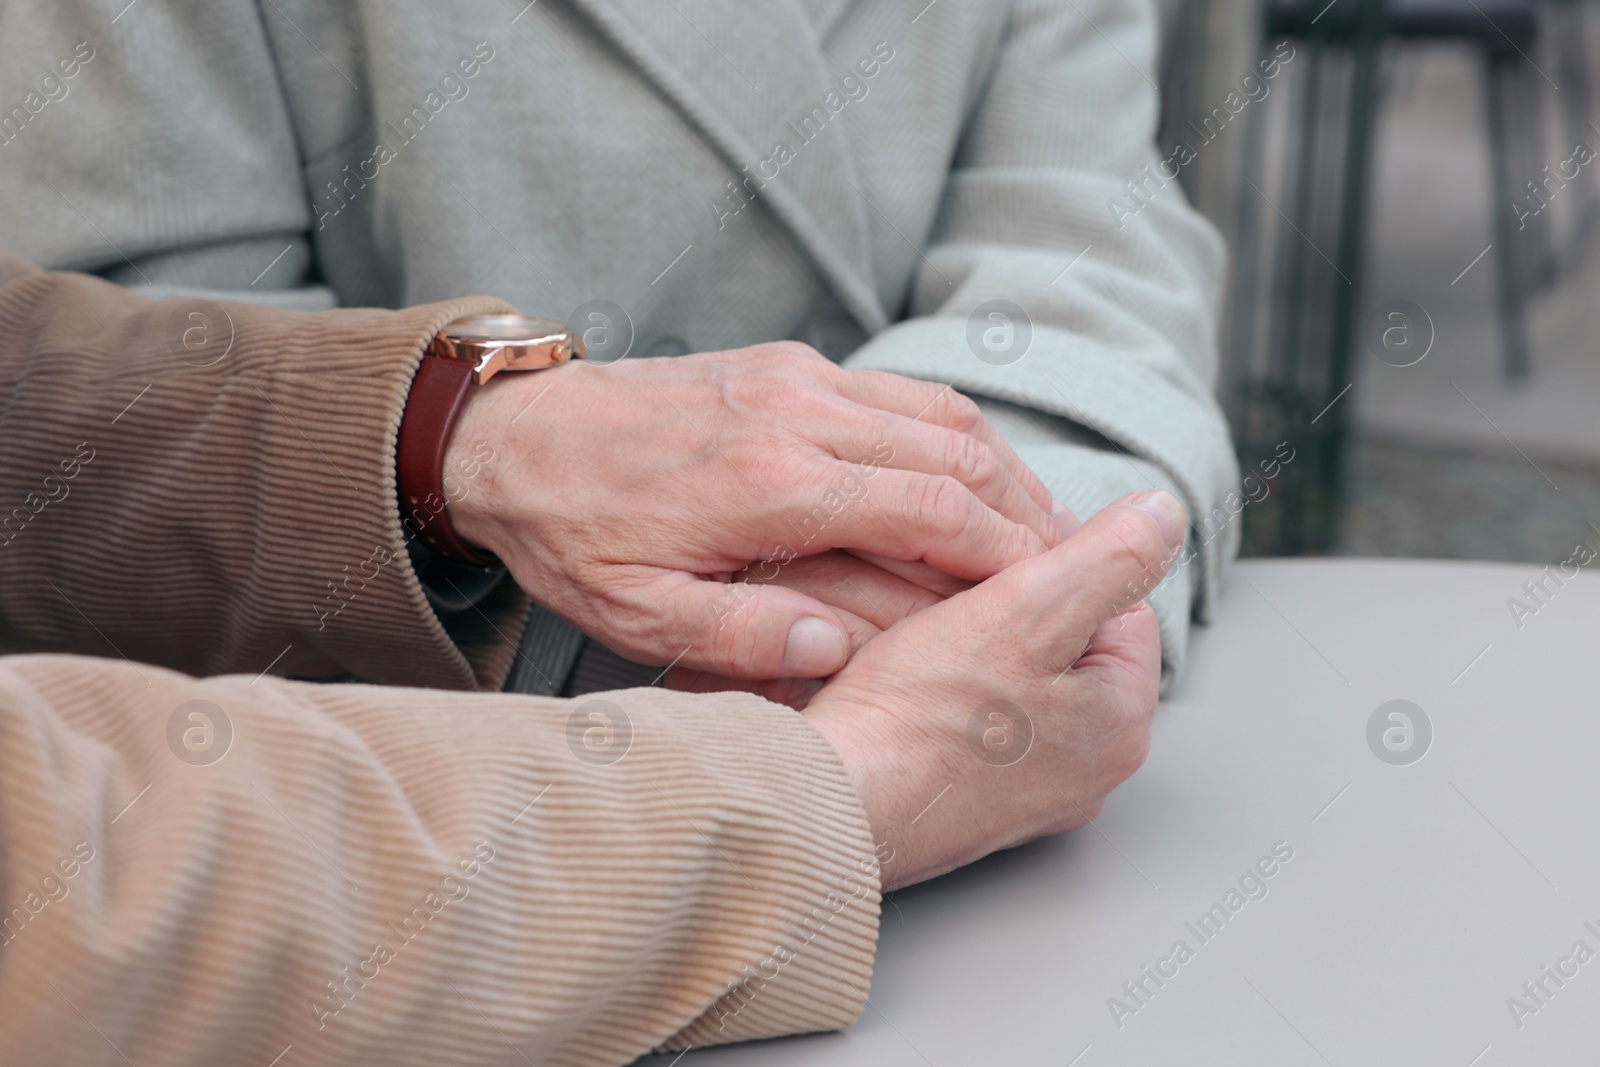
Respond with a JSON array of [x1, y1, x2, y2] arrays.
[[839, 0, 1242, 683]]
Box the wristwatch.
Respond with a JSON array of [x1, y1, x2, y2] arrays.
[[397, 312, 585, 568]]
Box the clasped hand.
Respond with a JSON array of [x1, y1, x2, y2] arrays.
[[447, 340, 1186, 888], [448, 340, 1064, 677]]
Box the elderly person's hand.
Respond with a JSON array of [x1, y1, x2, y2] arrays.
[[447, 341, 1062, 680], [665, 492, 1081, 707], [804, 489, 1184, 890], [664, 548, 953, 707]]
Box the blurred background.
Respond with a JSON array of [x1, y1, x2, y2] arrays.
[[1153, 0, 1600, 562]]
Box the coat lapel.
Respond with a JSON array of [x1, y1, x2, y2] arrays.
[[566, 0, 888, 332]]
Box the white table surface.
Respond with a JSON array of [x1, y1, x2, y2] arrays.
[[640, 558, 1600, 1066]]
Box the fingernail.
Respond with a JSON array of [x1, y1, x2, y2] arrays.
[[1051, 498, 1081, 538], [1127, 490, 1186, 545], [783, 616, 849, 676]]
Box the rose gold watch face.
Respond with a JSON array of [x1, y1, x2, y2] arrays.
[[432, 313, 586, 384]]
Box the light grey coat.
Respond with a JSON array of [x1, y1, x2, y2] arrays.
[[0, 0, 1238, 682]]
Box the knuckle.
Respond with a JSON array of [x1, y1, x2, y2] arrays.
[[871, 368, 927, 395], [1106, 689, 1156, 781], [763, 340, 826, 367], [1112, 718, 1153, 781], [601, 585, 694, 668], [943, 431, 991, 487], [1094, 716, 1158, 783], [1103, 515, 1168, 594], [911, 475, 974, 535], [940, 389, 984, 433], [709, 589, 768, 676]]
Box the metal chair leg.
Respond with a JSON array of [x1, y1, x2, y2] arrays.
[[1484, 50, 1534, 383]]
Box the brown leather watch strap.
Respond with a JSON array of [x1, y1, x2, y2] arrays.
[[396, 354, 499, 569]]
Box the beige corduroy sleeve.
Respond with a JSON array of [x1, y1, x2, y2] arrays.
[[0, 653, 882, 1065], [0, 251, 524, 690]]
